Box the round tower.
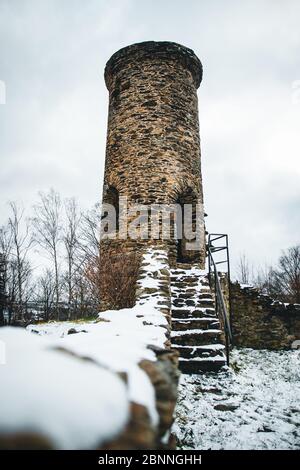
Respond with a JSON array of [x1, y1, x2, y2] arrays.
[[100, 41, 206, 307]]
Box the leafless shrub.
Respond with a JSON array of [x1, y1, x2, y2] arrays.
[[236, 253, 252, 284], [85, 248, 140, 310], [238, 246, 300, 304], [271, 245, 300, 303]]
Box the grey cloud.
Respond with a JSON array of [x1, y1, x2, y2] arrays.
[[0, 0, 299, 270]]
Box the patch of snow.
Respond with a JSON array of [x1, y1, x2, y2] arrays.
[[174, 348, 300, 450], [171, 329, 221, 337], [177, 344, 225, 351], [28, 321, 85, 338], [179, 356, 225, 362], [174, 318, 217, 323], [0, 327, 129, 449], [140, 249, 167, 273], [26, 306, 166, 428]]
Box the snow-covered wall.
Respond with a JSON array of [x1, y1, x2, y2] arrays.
[[0, 248, 179, 450], [231, 283, 300, 349]]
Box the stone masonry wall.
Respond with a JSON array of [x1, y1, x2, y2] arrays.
[[135, 248, 179, 445], [0, 249, 180, 450], [231, 283, 300, 349], [100, 247, 180, 449], [103, 42, 203, 212]]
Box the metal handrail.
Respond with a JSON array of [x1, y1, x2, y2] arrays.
[[208, 233, 233, 329], [207, 243, 232, 366]]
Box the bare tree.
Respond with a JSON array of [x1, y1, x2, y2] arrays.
[[8, 202, 33, 319], [63, 197, 81, 319], [236, 253, 252, 285], [73, 203, 102, 314], [0, 254, 7, 326], [0, 224, 12, 325], [0, 223, 12, 260], [271, 245, 300, 303], [79, 203, 101, 264], [32, 189, 62, 319], [36, 269, 55, 321], [72, 271, 94, 318], [252, 263, 274, 295]]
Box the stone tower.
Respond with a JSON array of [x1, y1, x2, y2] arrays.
[[100, 41, 206, 307]]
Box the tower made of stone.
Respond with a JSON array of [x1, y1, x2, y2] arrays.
[[100, 41, 206, 308]]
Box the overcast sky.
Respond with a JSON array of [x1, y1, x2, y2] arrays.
[[0, 0, 299, 273]]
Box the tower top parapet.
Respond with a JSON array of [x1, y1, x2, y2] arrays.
[[104, 41, 203, 91]]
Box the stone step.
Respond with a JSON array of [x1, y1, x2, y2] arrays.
[[171, 308, 192, 316], [173, 345, 225, 359], [170, 268, 226, 374], [172, 297, 186, 304], [197, 300, 214, 309], [199, 288, 212, 294], [193, 308, 216, 316], [198, 293, 213, 300], [171, 282, 199, 289], [172, 299, 196, 307], [177, 293, 196, 299], [172, 329, 223, 346], [172, 287, 198, 293], [172, 301, 186, 309], [171, 308, 216, 319], [184, 299, 196, 307], [174, 264, 194, 270], [172, 318, 220, 331], [171, 275, 199, 281], [179, 358, 226, 374]]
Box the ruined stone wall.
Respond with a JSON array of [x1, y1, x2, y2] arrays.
[[100, 41, 206, 309], [231, 283, 300, 349], [0, 249, 179, 450], [101, 248, 179, 449]]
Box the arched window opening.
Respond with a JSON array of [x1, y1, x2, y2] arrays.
[[103, 186, 119, 234], [175, 189, 198, 264]]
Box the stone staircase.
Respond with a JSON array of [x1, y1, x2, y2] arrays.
[[171, 264, 227, 373]]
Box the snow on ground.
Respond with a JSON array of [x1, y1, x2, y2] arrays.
[[0, 327, 129, 449], [26, 299, 168, 425], [25, 249, 170, 426], [174, 348, 300, 450]]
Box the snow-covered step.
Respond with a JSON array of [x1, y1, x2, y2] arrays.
[[172, 329, 224, 346], [197, 299, 215, 308], [171, 308, 216, 319], [172, 318, 221, 331], [170, 267, 226, 373], [179, 357, 226, 374], [175, 344, 226, 359]]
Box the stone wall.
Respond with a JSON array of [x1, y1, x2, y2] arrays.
[[0, 248, 179, 450], [134, 247, 179, 446], [231, 283, 300, 349], [96, 247, 180, 449]]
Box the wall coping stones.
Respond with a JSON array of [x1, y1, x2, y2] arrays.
[[233, 282, 300, 317]]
